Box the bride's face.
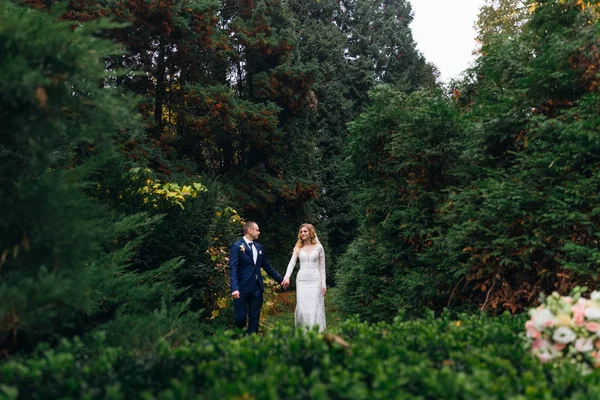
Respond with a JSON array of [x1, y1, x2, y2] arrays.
[[300, 227, 310, 241]]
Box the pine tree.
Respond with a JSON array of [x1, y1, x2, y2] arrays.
[[440, 0, 600, 312], [336, 87, 461, 320], [0, 2, 148, 353]]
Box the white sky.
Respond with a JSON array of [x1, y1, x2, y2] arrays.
[[410, 0, 486, 83]]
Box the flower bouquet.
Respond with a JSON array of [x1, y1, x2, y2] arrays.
[[525, 287, 600, 371]]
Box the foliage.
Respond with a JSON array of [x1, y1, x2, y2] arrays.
[[337, 86, 462, 320], [96, 165, 244, 317], [8, 313, 600, 398], [476, 0, 530, 47], [0, 1, 138, 354], [0, 1, 210, 356], [439, 0, 600, 312], [338, 0, 600, 320]]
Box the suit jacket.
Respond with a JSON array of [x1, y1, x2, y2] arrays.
[[229, 239, 283, 294]]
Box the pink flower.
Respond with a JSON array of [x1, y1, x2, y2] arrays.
[[587, 322, 600, 332], [532, 338, 549, 350], [537, 353, 552, 363], [572, 302, 587, 326], [575, 338, 594, 352], [526, 320, 541, 339], [554, 343, 566, 351], [574, 313, 586, 326]]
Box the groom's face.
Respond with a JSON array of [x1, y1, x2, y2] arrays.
[[249, 224, 260, 241]]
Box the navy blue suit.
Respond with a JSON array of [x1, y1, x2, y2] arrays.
[[229, 238, 283, 333]]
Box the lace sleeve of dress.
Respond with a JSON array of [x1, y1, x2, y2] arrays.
[[318, 245, 326, 289], [284, 247, 298, 281]]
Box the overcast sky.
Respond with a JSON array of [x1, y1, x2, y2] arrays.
[[410, 0, 486, 83]]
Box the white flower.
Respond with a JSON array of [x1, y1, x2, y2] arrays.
[[585, 307, 600, 320], [532, 308, 555, 330], [591, 291, 600, 302], [575, 337, 594, 352], [536, 342, 561, 363], [552, 327, 577, 344]]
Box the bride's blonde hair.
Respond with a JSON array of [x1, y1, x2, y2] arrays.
[[294, 223, 317, 250]]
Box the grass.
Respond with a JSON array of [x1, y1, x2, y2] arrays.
[[261, 287, 344, 333]]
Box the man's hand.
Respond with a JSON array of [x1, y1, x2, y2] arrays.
[[321, 287, 327, 296], [281, 279, 290, 289], [232, 290, 240, 299]]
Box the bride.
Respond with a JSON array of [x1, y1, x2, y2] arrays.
[[282, 223, 327, 332]]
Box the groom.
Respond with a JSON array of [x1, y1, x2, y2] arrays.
[[229, 221, 284, 334]]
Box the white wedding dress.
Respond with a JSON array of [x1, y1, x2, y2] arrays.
[[284, 244, 327, 332]]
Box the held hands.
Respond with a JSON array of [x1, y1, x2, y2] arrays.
[[321, 287, 327, 296], [231, 290, 240, 299], [281, 279, 290, 289]]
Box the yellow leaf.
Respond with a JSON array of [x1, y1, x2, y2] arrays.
[[216, 211, 223, 217], [210, 310, 219, 319], [217, 297, 228, 308]]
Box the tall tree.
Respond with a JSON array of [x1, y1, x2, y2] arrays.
[[338, 0, 430, 110], [0, 3, 197, 354], [440, 0, 600, 313], [336, 87, 461, 320], [476, 0, 529, 47]]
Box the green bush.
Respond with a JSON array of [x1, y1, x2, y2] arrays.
[[338, 0, 600, 319], [337, 87, 462, 320], [94, 164, 243, 319], [0, 2, 222, 355], [0, 1, 151, 354], [4, 313, 600, 399], [434, 0, 600, 312]]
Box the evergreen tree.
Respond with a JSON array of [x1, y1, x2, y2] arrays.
[[439, 0, 600, 312], [337, 87, 461, 320], [0, 2, 137, 353], [282, 0, 350, 281], [339, 0, 429, 110], [0, 2, 204, 354]]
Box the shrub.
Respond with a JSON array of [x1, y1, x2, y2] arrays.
[[0, 1, 151, 354], [5, 313, 600, 399]]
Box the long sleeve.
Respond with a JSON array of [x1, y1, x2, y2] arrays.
[[284, 247, 299, 281], [318, 245, 326, 289], [261, 253, 283, 284]]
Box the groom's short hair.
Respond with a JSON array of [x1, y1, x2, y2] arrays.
[[243, 221, 257, 234]]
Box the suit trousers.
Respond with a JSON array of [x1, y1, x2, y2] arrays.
[[233, 283, 263, 334]]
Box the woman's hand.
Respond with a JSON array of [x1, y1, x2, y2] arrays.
[[282, 279, 290, 289], [321, 287, 327, 296]]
